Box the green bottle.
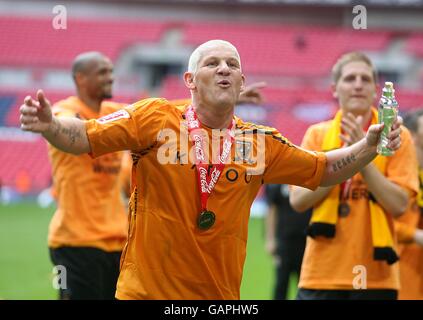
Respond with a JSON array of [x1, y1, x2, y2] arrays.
[[377, 81, 398, 156]]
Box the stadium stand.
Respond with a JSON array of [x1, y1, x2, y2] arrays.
[[0, 138, 50, 192], [0, 16, 166, 67], [2, 90, 69, 127], [0, 95, 15, 126], [1, 15, 423, 193], [405, 32, 423, 57], [183, 22, 392, 76]]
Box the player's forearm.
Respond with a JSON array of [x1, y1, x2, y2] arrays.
[[361, 164, 408, 216], [42, 117, 91, 155], [264, 205, 278, 255], [395, 220, 417, 243], [265, 205, 277, 241], [289, 186, 333, 212], [321, 138, 377, 187]]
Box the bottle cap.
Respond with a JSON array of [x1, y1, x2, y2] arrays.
[[383, 81, 395, 98], [385, 81, 394, 89]]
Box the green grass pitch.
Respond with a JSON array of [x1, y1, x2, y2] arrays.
[[0, 202, 297, 299]]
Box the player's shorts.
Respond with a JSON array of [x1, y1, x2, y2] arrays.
[[297, 288, 398, 300], [49, 246, 122, 300]]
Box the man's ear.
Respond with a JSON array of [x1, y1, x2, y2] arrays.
[[183, 72, 196, 90], [331, 83, 338, 99], [74, 72, 86, 87], [240, 74, 246, 92]]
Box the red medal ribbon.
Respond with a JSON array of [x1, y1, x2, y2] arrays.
[[340, 179, 352, 202], [186, 105, 235, 211]]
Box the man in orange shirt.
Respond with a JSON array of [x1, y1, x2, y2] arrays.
[[395, 110, 423, 300], [290, 52, 419, 300], [47, 52, 129, 300], [19, 41, 402, 299]]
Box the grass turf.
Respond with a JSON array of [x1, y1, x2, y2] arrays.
[[0, 202, 56, 299], [0, 202, 297, 299]]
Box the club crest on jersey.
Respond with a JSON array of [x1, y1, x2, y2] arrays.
[[234, 140, 254, 164], [97, 109, 130, 124]]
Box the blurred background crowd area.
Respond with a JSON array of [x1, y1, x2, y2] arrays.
[[0, 0, 423, 300], [0, 0, 422, 200]]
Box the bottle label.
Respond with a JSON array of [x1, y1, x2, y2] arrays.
[[377, 106, 396, 156]]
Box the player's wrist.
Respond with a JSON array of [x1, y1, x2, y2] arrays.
[[42, 116, 58, 137]]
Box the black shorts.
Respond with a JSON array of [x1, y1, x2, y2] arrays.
[[297, 288, 398, 300], [49, 246, 122, 300]]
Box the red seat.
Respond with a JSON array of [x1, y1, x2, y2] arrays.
[[182, 22, 391, 77], [405, 33, 423, 57], [0, 16, 165, 68], [0, 139, 51, 192]]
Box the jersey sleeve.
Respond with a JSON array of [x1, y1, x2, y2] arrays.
[[168, 98, 191, 106], [86, 98, 169, 158], [119, 151, 133, 199], [385, 127, 419, 196], [263, 128, 326, 190]]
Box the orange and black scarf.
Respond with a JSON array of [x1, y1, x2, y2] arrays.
[[308, 108, 398, 265]]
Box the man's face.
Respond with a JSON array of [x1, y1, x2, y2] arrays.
[[190, 45, 245, 109], [82, 57, 114, 100], [333, 61, 377, 115]]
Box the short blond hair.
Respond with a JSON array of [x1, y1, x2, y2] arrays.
[[188, 40, 241, 74], [332, 52, 378, 84]]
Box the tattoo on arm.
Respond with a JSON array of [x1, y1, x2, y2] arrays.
[[61, 124, 82, 146], [332, 153, 356, 172], [51, 119, 82, 146]]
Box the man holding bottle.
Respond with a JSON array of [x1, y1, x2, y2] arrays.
[[290, 52, 419, 300]]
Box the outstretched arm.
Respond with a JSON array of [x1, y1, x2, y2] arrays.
[[291, 115, 403, 213], [264, 204, 277, 257], [320, 120, 402, 187], [290, 186, 334, 213], [338, 112, 408, 216], [20, 90, 90, 155]]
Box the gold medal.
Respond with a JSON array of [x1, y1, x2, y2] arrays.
[[197, 210, 216, 230], [186, 106, 234, 231]]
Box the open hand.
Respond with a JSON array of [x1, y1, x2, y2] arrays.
[[340, 112, 365, 146], [20, 90, 53, 133], [238, 82, 266, 105]]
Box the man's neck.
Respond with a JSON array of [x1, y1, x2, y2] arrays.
[[77, 91, 102, 113], [193, 100, 234, 129]]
